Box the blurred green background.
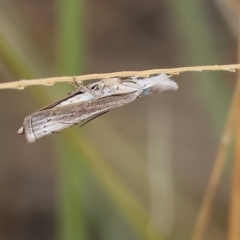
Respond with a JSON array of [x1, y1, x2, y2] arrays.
[[0, 0, 237, 239]]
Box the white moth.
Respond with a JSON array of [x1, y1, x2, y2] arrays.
[[18, 74, 178, 143]]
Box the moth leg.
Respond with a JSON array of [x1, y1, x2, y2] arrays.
[[67, 77, 83, 95], [91, 82, 104, 93], [92, 81, 115, 94], [69, 76, 99, 97], [73, 76, 83, 87], [98, 81, 110, 94], [68, 77, 83, 89], [100, 80, 118, 93], [98, 82, 105, 94]]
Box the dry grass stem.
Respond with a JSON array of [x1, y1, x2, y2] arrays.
[[228, 89, 240, 240], [192, 18, 240, 240], [0, 64, 240, 90], [227, 14, 240, 239], [191, 78, 240, 240]]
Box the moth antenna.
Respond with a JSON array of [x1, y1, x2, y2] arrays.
[[79, 110, 110, 128]]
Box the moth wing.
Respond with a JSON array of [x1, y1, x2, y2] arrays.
[[19, 91, 139, 143], [37, 89, 86, 111], [36, 80, 103, 112], [38, 78, 141, 112]]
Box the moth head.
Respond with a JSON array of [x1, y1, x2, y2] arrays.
[[17, 126, 24, 135]]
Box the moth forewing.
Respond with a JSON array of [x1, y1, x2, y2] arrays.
[[19, 91, 140, 143], [39, 78, 138, 110]]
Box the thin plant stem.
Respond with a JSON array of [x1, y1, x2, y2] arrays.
[[0, 64, 239, 90], [227, 11, 240, 240], [191, 77, 240, 240], [228, 92, 240, 239]]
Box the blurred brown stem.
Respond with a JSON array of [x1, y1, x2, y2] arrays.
[[191, 77, 240, 240], [227, 11, 240, 240], [228, 94, 240, 239]]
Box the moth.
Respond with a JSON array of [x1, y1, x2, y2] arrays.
[[18, 74, 178, 143]]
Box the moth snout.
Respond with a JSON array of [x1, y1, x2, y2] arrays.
[[17, 126, 24, 135]]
